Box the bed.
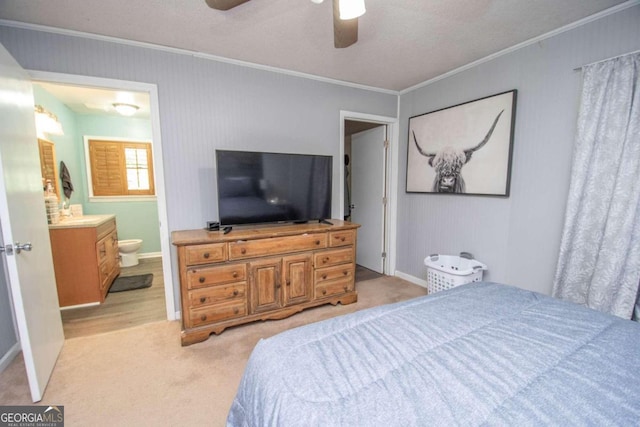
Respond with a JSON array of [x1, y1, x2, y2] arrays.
[[227, 282, 640, 426]]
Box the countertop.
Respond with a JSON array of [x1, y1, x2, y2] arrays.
[[48, 214, 115, 229]]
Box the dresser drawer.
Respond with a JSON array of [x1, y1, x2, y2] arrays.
[[328, 230, 355, 247], [229, 233, 327, 260], [185, 243, 227, 266], [188, 300, 247, 327], [315, 276, 354, 299], [314, 248, 354, 268], [187, 264, 247, 289], [315, 263, 354, 284], [188, 282, 246, 308]]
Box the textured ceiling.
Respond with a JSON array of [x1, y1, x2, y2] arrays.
[[0, 0, 631, 91]]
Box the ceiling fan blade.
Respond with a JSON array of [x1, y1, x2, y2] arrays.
[[205, 0, 251, 10], [333, 0, 358, 48]]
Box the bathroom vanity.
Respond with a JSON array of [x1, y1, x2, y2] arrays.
[[49, 214, 120, 307]]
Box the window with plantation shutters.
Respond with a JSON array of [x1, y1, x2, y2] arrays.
[[88, 139, 155, 197]]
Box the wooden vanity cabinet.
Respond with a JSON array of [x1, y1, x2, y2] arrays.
[[172, 220, 359, 346], [50, 217, 120, 307]]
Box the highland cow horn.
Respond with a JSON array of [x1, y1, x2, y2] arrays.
[[412, 130, 437, 158], [463, 110, 505, 161]]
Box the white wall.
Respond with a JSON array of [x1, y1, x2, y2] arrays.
[[0, 25, 398, 312], [396, 5, 640, 295]]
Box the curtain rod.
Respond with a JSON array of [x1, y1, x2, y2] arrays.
[[573, 49, 640, 71]]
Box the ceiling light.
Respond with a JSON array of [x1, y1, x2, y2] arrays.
[[339, 0, 365, 20], [310, 0, 324, 3], [112, 103, 139, 116], [34, 105, 64, 137]]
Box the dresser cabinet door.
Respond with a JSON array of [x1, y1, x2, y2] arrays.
[[249, 257, 282, 314], [282, 253, 312, 306]]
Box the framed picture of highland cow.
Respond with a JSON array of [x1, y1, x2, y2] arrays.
[[406, 90, 517, 196]]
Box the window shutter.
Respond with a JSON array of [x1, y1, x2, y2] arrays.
[[89, 140, 126, 196], [88, 139, 155, 197]]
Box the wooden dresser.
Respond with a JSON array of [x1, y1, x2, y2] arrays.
[[172, 220, 360, 346]]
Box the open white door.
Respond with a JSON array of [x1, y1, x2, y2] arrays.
[[0, 43, 64, 402], [351, 126, 386, 274]]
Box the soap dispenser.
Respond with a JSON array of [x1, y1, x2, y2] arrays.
[[44, 180, 60, 224]]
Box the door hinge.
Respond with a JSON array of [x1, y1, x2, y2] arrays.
[[383, 139, 389, 148], [0, 244, 13, 255], [382, 252, 387, 258], [382, 196, 387, 206]]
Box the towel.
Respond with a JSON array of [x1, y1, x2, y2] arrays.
[[60, 161, 74, 199]]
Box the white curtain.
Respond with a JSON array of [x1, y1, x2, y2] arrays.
[[552, 52, 640, 319]]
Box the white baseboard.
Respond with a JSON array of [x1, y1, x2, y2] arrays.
[[175, 311, 181, 320], [394, 270, 428, 289], [60, 301, 100, 311], [0, 342, 21, 374], [139, 252, 162, 259]]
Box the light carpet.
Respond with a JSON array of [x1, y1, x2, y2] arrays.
[[0, 276, 427, 426]]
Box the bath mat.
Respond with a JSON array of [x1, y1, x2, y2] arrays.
[[109, 274, 153, 293]]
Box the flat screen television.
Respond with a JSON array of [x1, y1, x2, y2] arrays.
[[215, 150, 332, 226]]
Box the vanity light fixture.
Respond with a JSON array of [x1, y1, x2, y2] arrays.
[[112, 103, 139, 117], [34, 105, 64, 136]]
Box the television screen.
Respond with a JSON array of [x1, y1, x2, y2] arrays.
[[215, 150, 332, 226]]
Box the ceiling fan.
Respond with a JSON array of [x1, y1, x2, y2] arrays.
[[205, 0, 365, 48]]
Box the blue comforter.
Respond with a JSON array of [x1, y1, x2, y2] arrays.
[[227, 282, 640, 426]]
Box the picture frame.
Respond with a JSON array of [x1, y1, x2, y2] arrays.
[[406, 90, 517, 196]]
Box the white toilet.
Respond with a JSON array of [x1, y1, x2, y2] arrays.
[[118, 239, 143, 267]]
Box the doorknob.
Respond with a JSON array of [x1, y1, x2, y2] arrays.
[[14, 242, 33, 254], [0, 243, 32, 255]]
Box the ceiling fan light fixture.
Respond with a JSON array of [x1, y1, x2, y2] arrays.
[[112, 103, 139, 116], [339, 0, 365, 20]]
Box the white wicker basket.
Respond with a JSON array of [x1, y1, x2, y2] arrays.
[[424, 253, 487, 294]]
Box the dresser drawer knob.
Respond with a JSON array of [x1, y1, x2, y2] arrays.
[[199, 277, 205, 283], [203, 252, 210, 259], [233, 290, 239, 296], [233, 308, 239, 314], [200, 314, 207, 322], [286, 280, 290, 286], [343, 270, 348, 276], [232, 271, 238, 278], [343, 286, 348, 292], [322, 289, 327, 295], [241, 248, 247, 255], [341, 237, 346, 242], [322, 257, 329, 263], [200, 297, 206, 303], [315, 240, 320, 245], [321, 274, 327, 280]]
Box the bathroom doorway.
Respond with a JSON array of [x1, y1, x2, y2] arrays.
[[28, 71, 175, 338], [340, 111, 399, 278]]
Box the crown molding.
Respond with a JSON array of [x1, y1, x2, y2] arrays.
[[399, 0, 640, 95], [0, 18, 399, 96]]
